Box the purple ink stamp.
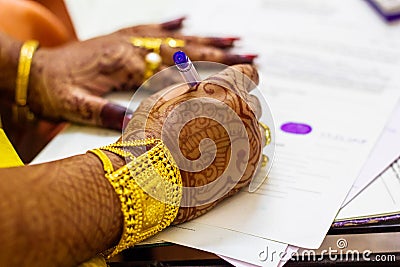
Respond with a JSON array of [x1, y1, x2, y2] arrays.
[[281, 122, 312, 135]]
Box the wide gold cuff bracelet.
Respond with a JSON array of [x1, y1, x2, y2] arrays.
[[89, 138, 182, 259]]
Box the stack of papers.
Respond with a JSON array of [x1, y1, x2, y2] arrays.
[[33, 0, 400, 266]]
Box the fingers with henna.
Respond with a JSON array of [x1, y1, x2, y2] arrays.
[[202, 64, 259, 96], [62, 91, 132, 131], [160, 44, 258, 65], [183, 36, 241, 48]]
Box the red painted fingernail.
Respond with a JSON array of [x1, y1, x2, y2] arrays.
[[241, 54, 258, 60], [225, 54, 258, 64], [161, 16, 186, 30], [224, 37, 241, 42], [100, 103, 128, 130], [213, 37, 241, 47]]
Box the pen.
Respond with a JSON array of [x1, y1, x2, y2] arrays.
[[329, 223, 400, 235], [173, 51, 201, 87], [331, 212, 400, 228]]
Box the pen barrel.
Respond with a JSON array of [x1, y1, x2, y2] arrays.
[[176, 61, 201, 87]]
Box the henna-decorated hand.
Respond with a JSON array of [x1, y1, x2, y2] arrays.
[[27, 17, 256, 130], [122, 64, 264, 224]]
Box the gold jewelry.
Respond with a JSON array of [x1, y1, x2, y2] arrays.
[[261, 154, 269, 167], [259, 122, 271, 146], [130, 37, 185, 79], [13, 40, 39, 122], [259, 122, 272, 169], [89, 138, 182, 259]]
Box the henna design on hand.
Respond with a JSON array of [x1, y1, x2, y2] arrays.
[[123, 64, 262, 224]]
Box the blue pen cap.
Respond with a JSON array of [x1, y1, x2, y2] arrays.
[[173, 51, 190, 70]]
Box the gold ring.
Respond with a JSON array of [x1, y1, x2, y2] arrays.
[[130, 37, 185, 79], [261, 154, 269, 167], [259, 122, 271, 146]]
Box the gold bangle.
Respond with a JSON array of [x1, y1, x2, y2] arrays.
[[13, 40, 39, 122], [89, 138, 182, 259]]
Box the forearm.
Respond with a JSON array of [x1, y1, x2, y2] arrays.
[[0, 32, 22, 94], [0, 152, 124, 267]]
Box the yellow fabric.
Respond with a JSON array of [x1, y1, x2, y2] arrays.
[[0, 128, 23, 168]]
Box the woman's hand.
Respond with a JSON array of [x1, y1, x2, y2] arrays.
[[28, 18, 256, 130], [123, 64, 264, 224]]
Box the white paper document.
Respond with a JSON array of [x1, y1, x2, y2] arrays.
[[337, 160, 400, 219], [343, 101, 400, 205], [157, 223, 287, 267]]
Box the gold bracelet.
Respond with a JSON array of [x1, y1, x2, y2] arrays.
[[13, 40, 39, 122], [89, 138, 182, 259]]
